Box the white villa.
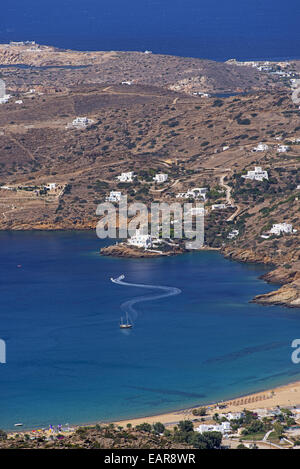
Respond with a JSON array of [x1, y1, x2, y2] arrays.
[[121, 80, 133, 85], [270, 223, 296, 236], [127, 229, 153, 249], [105, 191, 123, 203], [116, 171, 135, 183], [277, 144, 290, 153], [176, 187, 208, 200], [47, 183, 57, 191], [226, 412, 244, 421], [68, 117, 94, 129], [227, 229, 239, 239], [211, 204, 227, 210], [242, 166, 269, 182], [252, 143, 269, 152], [195, 422, 231, 435], [153, 173, 168, 184]]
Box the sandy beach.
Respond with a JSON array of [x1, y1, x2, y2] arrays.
[[113, 380, 300, 428]]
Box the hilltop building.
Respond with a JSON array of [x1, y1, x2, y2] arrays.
[[127, 229, 153, 249], [277, 144, 290, 153], [242, 166, 269, 182], [252, 143, 269, 152], [176, 188, 208, 200], [116, 172, 135, 183], [270, 223, 296, 236], [105, 191, 123, 203], [153, 173, 168, 184], [211, 204, 227, 210], [68, 117, 94, 129]]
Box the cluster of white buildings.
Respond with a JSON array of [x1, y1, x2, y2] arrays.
[[242, 166, 269, 182], [116, 172, 135, 183], [176, 187, 208, 200], [67, 117, 94, 129], [153, 173, 168, 184]]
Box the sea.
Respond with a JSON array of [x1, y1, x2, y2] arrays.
[[1, 0, 300, 61], [1, 231, 300, 430]]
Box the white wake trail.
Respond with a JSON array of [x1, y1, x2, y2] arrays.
[[111, 274, 182, 322]]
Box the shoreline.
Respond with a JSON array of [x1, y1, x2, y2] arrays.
[[7, 378, 300, 435], [112, 379, 300, 428]]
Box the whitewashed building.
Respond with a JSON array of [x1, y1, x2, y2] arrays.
[[252, 143, 269, 152], [226, 412, 244, 421], [105, 191, 123, 203], [242, 166, 269, 182], [270, 223, 294, 236], [153, 173, 168, 184], [227, 229, 239, 239], [211, 204, 227, 210], [277, 144, 290, 153], [116, 172, 135, 183], [176, 187, 208, 200], [195, 422, 231, 435], [127, 229, 153, 249], [47, 183, 57, 191], [68, 117, 93, 129]]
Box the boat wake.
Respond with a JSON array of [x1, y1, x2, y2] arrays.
[[111, 274, 182, 322]]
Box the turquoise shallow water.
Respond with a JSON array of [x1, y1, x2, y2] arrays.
[[0, 231, 300, 430]]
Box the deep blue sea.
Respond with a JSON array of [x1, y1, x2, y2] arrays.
[[1, 0, 300, 61], [1, 231, 300, 430]]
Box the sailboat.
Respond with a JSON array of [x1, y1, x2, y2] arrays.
[[120, 312, 132, 329]]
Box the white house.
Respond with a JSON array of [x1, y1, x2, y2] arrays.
[[69, 117, 93, 129], [127, 229, 153, 249], [211, 204, 227, 210], [105, 191, 123, 202], [121, 81, 133, 85], [227, 229, 239, 239], [153, 173, 168, 184], [47, 183, 57, 191], [252, 143, 269, 152], [226, 412, 244, 421], [116, 172, 135, 183], [277, 144, 290, 153], [242, 166, 269, 182], [195, 422, 231, 435], [270, 223, 294, 236], [176, 188, 208, 200]]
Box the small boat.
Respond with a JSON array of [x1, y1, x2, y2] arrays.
[[14, 423, 23, 427], [120, 312, 132, 329]]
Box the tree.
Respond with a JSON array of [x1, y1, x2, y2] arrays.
[[0, 429, 7, 441], [153, 422, 165, 434], [135, 422, 152, 433], [192, 407, 207, 416], [178, 420, 194, 433]]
